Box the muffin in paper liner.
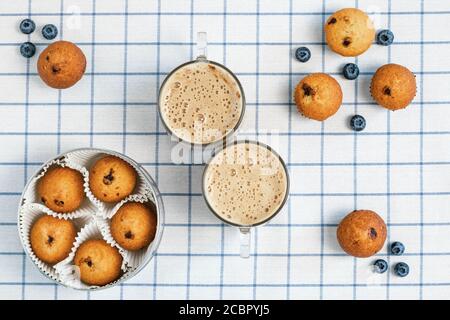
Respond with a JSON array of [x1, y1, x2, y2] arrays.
[[97, 193, 157, 269], [54, 219, 131, 290], [18, 148, 164, 290], [65, 149, 152, 218], [23, 158, 97, 220], [18, 203, 93, 283]]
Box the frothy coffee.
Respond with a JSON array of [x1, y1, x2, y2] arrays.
[[159, 61, 243, 144], [204, 142, 288, 226]]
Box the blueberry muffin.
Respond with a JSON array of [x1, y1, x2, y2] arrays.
[[110, 202, 157, 251], [30, 215, 76, 264], [37, 40, 86, 89], [337, 210, 387, 258], [325, 8, 375, 57], [74, 239, 122, 286], [370, 63, 417, 111], [38, 167, 85, 213], [89, 156, 137, 203], [294, 73, 343, 121]]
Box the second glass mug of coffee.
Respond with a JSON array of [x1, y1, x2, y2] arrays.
[[158, 32, 290, 258]]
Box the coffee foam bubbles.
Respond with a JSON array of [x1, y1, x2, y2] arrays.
[[204, 142, 288, 226], [160, 61, 243, 144]]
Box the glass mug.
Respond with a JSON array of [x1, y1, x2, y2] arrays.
[[202, 140, 290, 258], [158, 32, 246, 147]]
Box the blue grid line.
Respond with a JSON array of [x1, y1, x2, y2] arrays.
[[352, 0, 359, 299], [2, 70, 450, 76], [0, 101, 448, 106], [386, 0, 393, 300], [21, 0, 32, 301], [285, 0, 293, 300], [185, 0, 194, 300], [152, 0, 162, 300], [3, 282, 450, 288], [53, 0, 65, 301], [419, 0, 425, 300], [89, 0, 97, 149], [2, 10, 450, 17], [4, 251, 450, 258], [4, 221, 450, 228], [4, 160, 450, 167], [252, 0, 261, 300], [2, 191, 450, 197], [319, 0, 326, 300], [2, 0, 450, 300], [218, 0, 227, 301], [2, 40, 450, 46], [86, 0, 97, 301]]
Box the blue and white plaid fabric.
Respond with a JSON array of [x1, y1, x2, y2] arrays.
[[1, 0, 450, 300]]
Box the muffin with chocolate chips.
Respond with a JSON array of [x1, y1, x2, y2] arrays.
[[370, 63, 417, 111], [294, 73, 343, 121], [74, 239, 122, 286], [37, 40, 86, 89], [337, 210, 387, 258], [38, 166, 85, 213], [30, 215, 76, 264], [325, 8, 375, 57], [110, 202, 157, 251], [89, 155, 137, 203]]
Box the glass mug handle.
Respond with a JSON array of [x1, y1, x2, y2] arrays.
[[196, 31, 207, 60], [239, 227, 251, 258]]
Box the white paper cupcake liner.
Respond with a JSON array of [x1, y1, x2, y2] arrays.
[[23, 159, 98, 220], [18, 148, 162, 290], [97, 195, 157, 269], [65, 149, 153, 218], [18, 203, 93, 284], [54, 220, 130, 290]]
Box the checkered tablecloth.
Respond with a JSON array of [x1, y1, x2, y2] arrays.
[[1, 0, 450, 300]]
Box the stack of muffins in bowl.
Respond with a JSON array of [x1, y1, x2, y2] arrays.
[[18, 148, 164, 290]]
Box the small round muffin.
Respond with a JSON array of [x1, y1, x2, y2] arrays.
[[74, 239, 122, 286], [325, 8, 375, 57], [337, 210, 387, 258], [30, 215, 76, 264], [37, 40, 86, 89], [370, 64, 416, 111], [38, 167, 85, 213], [110, 202, 157, 251], [89, 156, 137, 203], [294, 73, 343, 121]]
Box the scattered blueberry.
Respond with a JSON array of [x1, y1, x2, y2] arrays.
[[42, 24, 58, 40], [394, 262, 409, 277], [376, 29, 394, 46], [390, 241, 405, 256], [373, 259, 388, 274], [343, 63, 359, 80], [19, 19, 36, 34], [20, 42, 36, 58], [295, 47, 311, 63], [350, 115, 366, 132]]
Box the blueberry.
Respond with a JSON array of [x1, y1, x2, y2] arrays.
[[390, 241, 405, 256], [42, 24, 58, 40], [350, 115, 366, 132], [20, 42, 36, 58], [295, 47, 311, 63], [376, 29, 394, 46], [373, 259, 388, 274], [394, 262, 409, 277], [343, 63, 359, 80], [19, 19, 36, 34]]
